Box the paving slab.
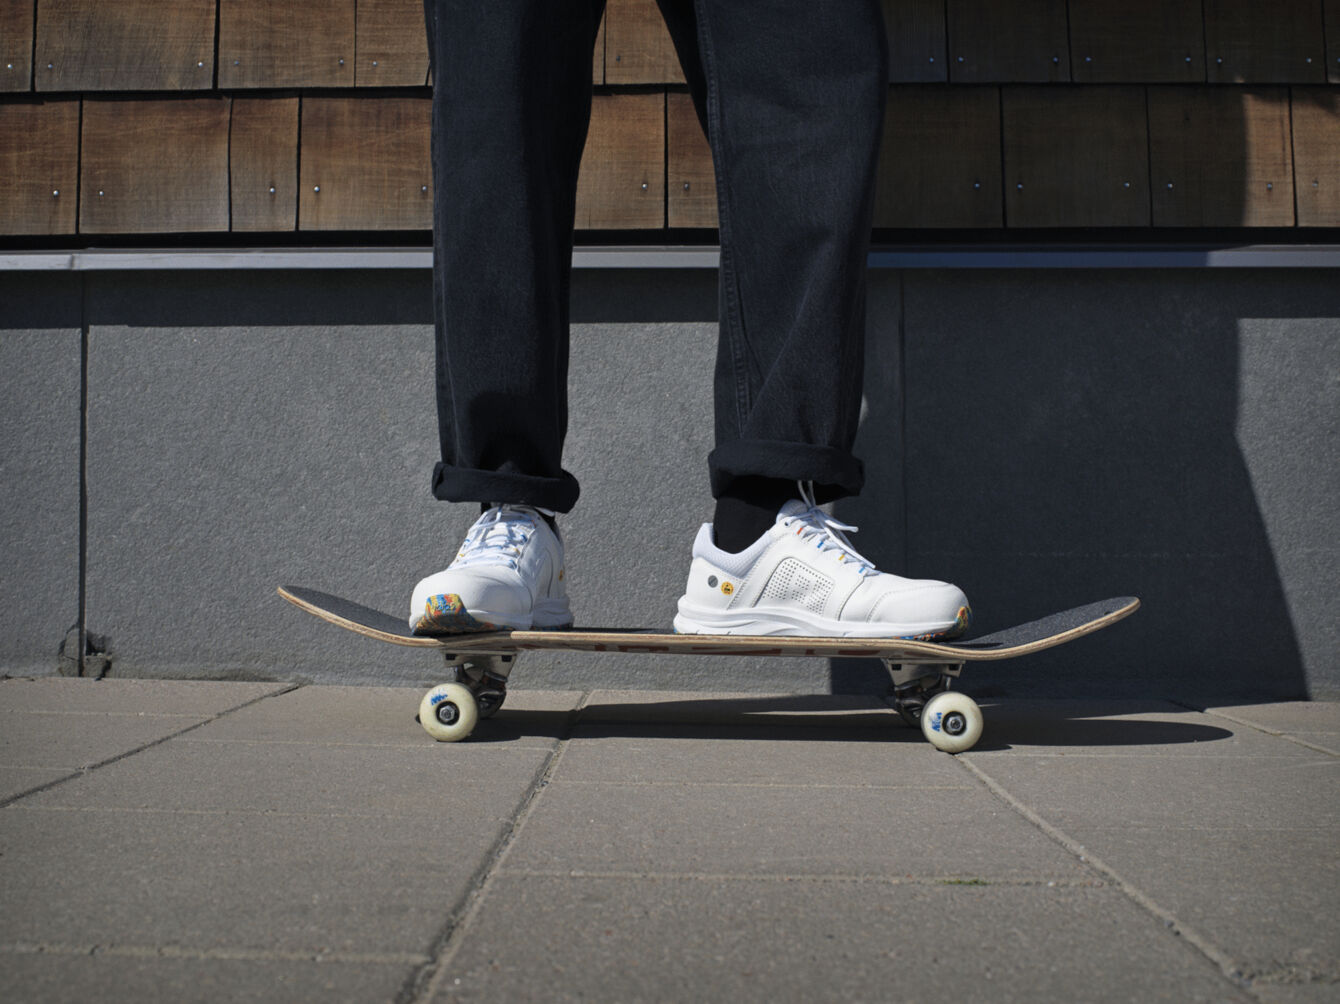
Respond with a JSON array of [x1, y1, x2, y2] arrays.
[[0, 710, 213, 772], [430, 875, 1245, 1002], [579, 690, 898, 728], [0, 767, 77, 802], [0, 951, 414, 1004], [0, 677, 289, 715], [1204, 702, 1340, 755]]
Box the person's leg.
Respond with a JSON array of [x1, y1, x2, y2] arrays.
[[424, 0, 606, 514]]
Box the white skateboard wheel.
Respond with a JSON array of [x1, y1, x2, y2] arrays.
[[920, 691, 983, 753], [419, 683, 478, 742]]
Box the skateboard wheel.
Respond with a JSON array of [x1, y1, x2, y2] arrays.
[[920, 691, 982, 753], [418, 683, 478, 742]]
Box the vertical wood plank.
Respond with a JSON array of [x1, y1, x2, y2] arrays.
[[219, 0, 356, 89], [667, 90, 716, 228], [1326, 0, 1340, 84], [356, 0, 429, 87], [230, 96, 299, 232], [0, 0, 34, 92], [1203, 0, 1326, 83], [604, 0, 683, 85], [34, 0, 215, 91], [1289, 88, 1339, 226], [0, 99, 78, 234], [576, 91, 664, 229], [80, 97, 231, 234], [881, 0, 947, 83], [1148, 87, 1294, 227], [946, 0, 1069, 82], [876, 86, 1001, 228], [1068, 0, 1205, 83], [593, 10, 606, 84], [299, 95, 431, 230], [1002, 86, 1148, 227]]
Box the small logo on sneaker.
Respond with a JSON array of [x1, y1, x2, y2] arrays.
[[707, 575, 718, 588], [721, 581, 734, 595]]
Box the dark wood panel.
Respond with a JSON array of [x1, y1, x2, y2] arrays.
[[1148, 87, 1293, 227], [946, 0, 1068, 82], [35, 0, 214, 91], [667, 90, 715, 228], [876, 86, 1001, 228], [80, 97, 231, 234], [230, 96, 299, 232], [1068, 0, 1204, 83], [1203, 0, 1326, 83], [0, 99, 78, 234], [576, 92, 663, 229], [299, 95, 430, 230], [1002, 86, 1148, 227], [605, 0, 683, 85], [0, 0, 34, 92], [1327, 0, 1340, 84], [1289, 88, 1340, 227], [356, 0, 428, 87], [219, 0, 356, 89], [881, 0, 947, 83]]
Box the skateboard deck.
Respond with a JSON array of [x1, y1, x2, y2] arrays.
[[278, 586, 1138, 752]]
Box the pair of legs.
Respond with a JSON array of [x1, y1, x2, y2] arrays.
[[414, 0, 970, 638]]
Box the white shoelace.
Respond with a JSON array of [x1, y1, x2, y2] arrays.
[[453, 505, 553, 571], [779, 482, 876, 575]]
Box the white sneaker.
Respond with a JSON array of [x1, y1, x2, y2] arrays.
[[409, 505, 572, 633], [673, 487, 970, 639]]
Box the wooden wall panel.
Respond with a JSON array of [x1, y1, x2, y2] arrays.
[[1288, 88, 1339, 227], [1148, 87, 1294, 227], [1327, 0, 1340, 84], [356, 0, 428, 87], [230, 96, 299, 232], [219, 0, 356, 89], [667, 91, 715, 228], [1203, 0, 1326, 83], [80, 97, 231, 234], [1003, 86, 1148, 227], [35, 0, 215, 91], [876, 86, 1000, 228], [604, 0, 683, 85], [299, 96, 430, 230], [1068, 0, 1204, 83], [0, 99, 78, 234], [946, 0, 1068, 82], [593, 11, 606, 84], [576, 92, 663, 229], [882, 0, 947, 83], [0, 0, 34, 92]]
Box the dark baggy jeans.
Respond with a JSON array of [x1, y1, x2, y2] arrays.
[[424, 0, 888, 513]]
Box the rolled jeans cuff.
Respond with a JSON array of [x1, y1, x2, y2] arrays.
[[708, 440, 864, 504], [431, 463, 581, 513]]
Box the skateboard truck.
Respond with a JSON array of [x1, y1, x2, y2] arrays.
[[885, 660, 979, 752], [441, 652, 514, 720]]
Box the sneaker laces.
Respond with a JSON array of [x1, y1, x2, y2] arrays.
[[779, 481, 876, 575], [453, 505, 553, 571]]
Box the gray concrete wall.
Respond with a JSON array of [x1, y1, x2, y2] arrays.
[[1, 267, 1336, 701]]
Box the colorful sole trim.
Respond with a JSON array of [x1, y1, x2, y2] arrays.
[[410, 594, 497, 635], [901, 604, 973, 642]]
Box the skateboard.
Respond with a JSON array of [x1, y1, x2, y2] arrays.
[[278, 585, 1139, 753]]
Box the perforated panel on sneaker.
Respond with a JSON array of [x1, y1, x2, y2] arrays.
[[759, 559, 832, 613]]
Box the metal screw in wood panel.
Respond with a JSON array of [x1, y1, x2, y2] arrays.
[[339, 59, 345, 65], [1266, 183, 1274, 190], [1185, 56, 1192, 63], [683, 183, 690, 190], [1216, 57, 1223, 65], [269, 187, 276, 194], [928, 57, 934, 63], [314, 186, 320, 193], [1123, 182, 1131, 189], [198, 62, 204, 68], [373, 61, 379, 67], [973, 182, 981, 190], [1016, 183, 1023, 190], [957, 56, 963, 63], [1166, 183, 1174, 190], [1052, 56, 1060, 64], [52, 190, 59, 197], [641, 182, 648, 191], [421, 185, 428, 192]]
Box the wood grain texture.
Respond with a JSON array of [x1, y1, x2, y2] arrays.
[[299, 95, 431, 230], [218, 0, 356, 89], [1203, 0, 1326, 83], [604, 0, 683, 84], [1068, 0, 1205, 83], [0, 0, 34, 92], [230, 96, 299, 232], [34, 0, 215, 91], [1287, 88, 1339, 227], [576, 91, 664, 229], [1148, 86, 1294, 227], [0, 99, 78, 234], [667, 90, 715, 228], [881, 0, 946, 83], [80, 97, 231, 234], [946, 0, 1069, 82], [1002, 86, 1148, 227], [356, 0, 428, 87], [876, 86, 1001, 228], [593, 9, 606, 84]]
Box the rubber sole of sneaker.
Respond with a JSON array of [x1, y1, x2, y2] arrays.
[[672, 602, 972, 641]]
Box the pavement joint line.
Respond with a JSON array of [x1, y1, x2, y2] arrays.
[[1181, 705, 1340, 758], [396, 690, 593, 1004], [175, 736, 556, 752], [0, 942, 430, 966], [0, 683, 302, 810], [3, 804, 513, 821], [0, 709, 207, 719], [956, 755, 1260, 999], [545, 779, 975, 790], [499, 869, 1109, 887]]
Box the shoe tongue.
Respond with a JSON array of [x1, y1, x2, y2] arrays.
[[776, 499, 811, 522]]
